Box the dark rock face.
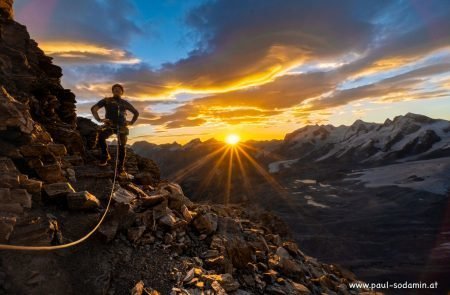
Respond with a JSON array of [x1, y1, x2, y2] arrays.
[[76, 117, 98, 149], [0, 5, 83, 154]]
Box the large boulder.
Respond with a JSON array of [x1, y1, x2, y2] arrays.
[[192, 212, 218, 235], [43, 182, 75, 199], [225, 236, 255, 269], [163, 182, 194, 211], [67, 191, 100, 210]]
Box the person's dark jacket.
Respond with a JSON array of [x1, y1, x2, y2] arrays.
[[91, 96, 139, 126]]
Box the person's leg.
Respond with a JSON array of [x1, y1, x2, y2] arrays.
[[97, 127, 113, 164], [117, 132, 127, 172]]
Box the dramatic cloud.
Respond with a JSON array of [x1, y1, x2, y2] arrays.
[[144, 71, 339, 127], [14, 0, 450, 142], [307, 63, 450, 111], [39, 41, 140, 64], [16, 0, 142, 47], [101, 0, 386, 96]]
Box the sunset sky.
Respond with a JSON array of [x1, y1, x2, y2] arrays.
[[15, 0, 450, 144]]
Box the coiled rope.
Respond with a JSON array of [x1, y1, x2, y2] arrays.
[[0, 123, 121, 251]]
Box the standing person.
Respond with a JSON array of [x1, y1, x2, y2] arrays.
[[91, 84, 139, 175]]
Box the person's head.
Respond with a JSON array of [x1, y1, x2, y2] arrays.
[[112, 83, 124, 97]]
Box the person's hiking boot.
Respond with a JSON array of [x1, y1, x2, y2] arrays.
[[116, 167, 134, 179], [98, 155, 111, 166]]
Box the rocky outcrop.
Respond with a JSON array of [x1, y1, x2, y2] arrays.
[[80, 175, 372, 294], [0, 0, 12, 19], [0, 0, 83, 154]]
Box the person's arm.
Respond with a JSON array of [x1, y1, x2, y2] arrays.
[[91, 98, 106, 123], [125, 101, 139, 125]]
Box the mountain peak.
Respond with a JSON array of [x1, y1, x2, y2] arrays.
[[184, 137, 202, 146], [404, 112, 434, 123], [204, 137, 219, 143]]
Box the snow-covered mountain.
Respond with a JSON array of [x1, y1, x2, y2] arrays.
[[277, 113, 450, 165]]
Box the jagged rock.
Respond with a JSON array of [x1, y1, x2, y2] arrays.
[[152, 199, 170, 219], [240, 273, 256, 288], [18, 175, 42, 196], [262, 269, 278, 283], [164, 232, 174, 244], [63, 155, 84, 166], [0, 87, 36, 140], [211, 280, 226, 294], [10, 189, 32, 208], [202, 273, 240, 292], [76, 117, 98, 149], [141, 194, 166, 207], [210, 235, 226, 252], [48, 127, 85, 155], [43, 182, 75, 199], [0, 157, 18, 172], [311, 275, 336, 291], [134, 172, 156, 185], [127, 226, 146, 243], [47, 143, 67, 157], [265, 233, 281, 246], [0, 202, 22, 215], [98, 218, 119, 243], [0, 188, 9, 201], [66, 168, 76, 183], [35, 163, 66, 183], [192, 212, 218, 235], [67, 191, 100, 210], [282, 241, 302, 258], [204, 255, 226, 270], [183, 268, 196, 283], [217, 216, 243, 235], [0, 172, 19, 188], [10, 216, 62, 246], [0, 188, 27, 214], [287, 281, 311, 294], [112, 186, 136, 205], [160, 182, 194, 211], [201, 249, 220, 259], [19, 144, 50, 157], [276, 246, 291, 259], [0, 216, 15, 242], [0, 139, 21, 158], [270, 248, 304, 280], [181, 204, 193, 222], [131, 280, 145, 295], [123, 182, 148, 198], [158, 213, 177, 229], [225, 236, 255, 269], [135, 154, 160, 182]]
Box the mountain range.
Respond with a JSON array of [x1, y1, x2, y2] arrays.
[[133, 113, 450, 178]]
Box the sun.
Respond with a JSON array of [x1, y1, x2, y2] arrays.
[[225, 134, 240, 145]]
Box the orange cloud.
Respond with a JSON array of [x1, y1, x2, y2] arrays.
[[39, 41, 140, 64]]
